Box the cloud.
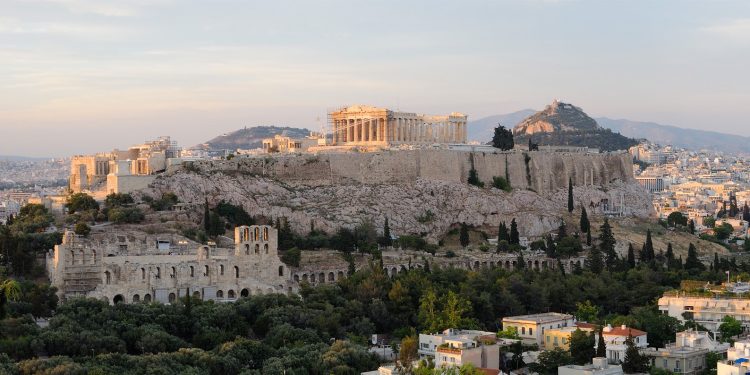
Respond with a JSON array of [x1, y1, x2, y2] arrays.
[[701, 18, 750, 42], [0, 17, 134, 40]]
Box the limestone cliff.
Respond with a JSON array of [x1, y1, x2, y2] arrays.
[[145, 150, 653, 241]]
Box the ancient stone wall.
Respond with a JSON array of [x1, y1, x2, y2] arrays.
[[181, 149, 634, 194]]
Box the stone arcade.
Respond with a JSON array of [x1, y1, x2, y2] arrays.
[[48, 225, 298, 304], [330, 105, 468, 146]]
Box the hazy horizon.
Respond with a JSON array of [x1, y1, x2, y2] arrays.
[[2, 0, 749, 157]]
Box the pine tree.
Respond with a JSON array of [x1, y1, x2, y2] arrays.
[[510, 219, 520, 245], [587, 245, 604, 274], [383, 217, 392, 247], [459, 223, 470, 248], [203, 198, 210, 232], [627, 243, 636, 269], [596, 326, 606, 358], [580, 206, 590, 233], [568, 178, 574, 213], [665, 243, 675, 270]]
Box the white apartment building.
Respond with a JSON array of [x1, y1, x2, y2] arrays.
[[643, 330, 729, 375], [418, 329, 505, 370], [717, 340, 750, 375], [659, 293, 750, 334], [502, 312, 575, 346], [558, 357, 623, 375], [593, 325, 648, 364]]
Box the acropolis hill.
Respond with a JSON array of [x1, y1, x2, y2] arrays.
[[143, 149, 653, 243]]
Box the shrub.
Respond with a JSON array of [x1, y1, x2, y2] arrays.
[[491, 176, 512, 192], [108, 207, 145, 224]]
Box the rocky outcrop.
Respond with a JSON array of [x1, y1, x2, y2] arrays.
[[146, 150, 653, 242]]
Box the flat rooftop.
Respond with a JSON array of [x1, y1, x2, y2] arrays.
[[502, 312, 574, 324]]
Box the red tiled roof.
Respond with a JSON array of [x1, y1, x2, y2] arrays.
[[603, 327, 646, 337], [575, 322, 598, 330]]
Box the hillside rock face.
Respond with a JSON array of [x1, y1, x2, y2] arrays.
[[514, 101, 599, 135], [146, 150, 652, 242], [513, 101, 638, 152]]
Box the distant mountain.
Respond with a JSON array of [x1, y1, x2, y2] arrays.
[[596, 118, 750, 154], [196, 126, 311, 150], [511, 101, 638, 152]]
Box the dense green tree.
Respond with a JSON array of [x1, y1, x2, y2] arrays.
[[491, 125, 514, 151], [467, 168, 483, 187], [644, 229, 655, 262], [569, 329, 595, 365], [66, 192, 99, 214], [622, 335, 650, 373], [688, 219, 696, 234], [203, 198, 210, 232], [0, 279, 21, 320], [529, 348, 572, 375], [498, 222, 509, 243], [665, 243, 676, 270], [74, 222, 91, 237], [575, 300, 599, 323], [381, 217, 392, 247], [10, 204, 53, 234], [719, 316, 742, 341], [107, 207, 145, 224], [105, 193, 134, 208], [459, 223, 470, 248], [667, 212, 688, 227], [714, 222, 734, 241], [491, 176, 512, 192]]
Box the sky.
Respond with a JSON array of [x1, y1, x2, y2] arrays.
[[1, 0, 749, 157]]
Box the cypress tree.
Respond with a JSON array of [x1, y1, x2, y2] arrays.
[[558, 220, 567, 240], [599, 218, 617, 270], [383, 217, 392, 246], [498, 222, 510, 242], [665, 243, 675, 270], [644, 229, 655, 262], [596, 326, 606, 358], [557, 258, 566, 276], [744, 203, 750, 222], [714, 253, 721, 272], [203, 198, 210, 232], [580, 206, 590, 233], [510, 219, 520, 245], [459, 223, 470, 248], [546, 234, 557, 258], [516, 253, 525, 270], [627, 243, 636, 269], [678, 255, 683, 269], [685, 243, 705, 273], [568, 178, 574, 213], [622, 334, 649, 373], [586, 230, 592, 246], [688, 219, 696, 235], [587, 245, 604, 274]]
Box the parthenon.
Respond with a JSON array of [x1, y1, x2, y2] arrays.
[[330, 105, 468, 146]]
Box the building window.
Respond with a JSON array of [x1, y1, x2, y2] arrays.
[[529, 328, 533, 335], [234, 266, 239, 278], [204, 265, 209, 276], [190, 266, 194, 277], [141, 268, 146, 280], [264, 244, 269, 254], [156, 267, 161, 279], [521, 327, 525, 335], [220, 265, 224, 275], [171, 267, 176, 278]]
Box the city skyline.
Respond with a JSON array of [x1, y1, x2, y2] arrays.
[[2, 0, 749, 157]]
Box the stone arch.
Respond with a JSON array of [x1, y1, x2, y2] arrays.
[[328, 272, 335, 282], [156, 267, 161, 279], [512, 260, 517, 268], [220, 264, 224, 276], [190, 266, 195, 277], [202, 247, 209, 259], [168, 293, 176, 303], [234, 266, 239, 278], [391, 267, 397, 276], [254, 227, 259, 241], [337, 271, 344, 279], [527, 260, 532, 269], [302, 274, 308, 282], [113, 294, 124, 304], [216, 290, 224, 298], [399, 265, 407, 273], [264, 244, 269, 254], [104, 271, 111, 285], [256, 288, 262, 295], [278, 265, 284, 277], [132, 294, 140, 303], [91, 249, 97, 264], [474, 261, 480, 270], [263, 227, 269, 240], [490, 261, 495, 268], [141, 268, 146, 280], [192, 290, 201, 299], [79, 249, 85, 264], [311, 273, 317, 283], [144, 294, 151, 302], [70, 250, 75, 265], [505, 261, 511, 269], [534, 260, 539, 270], [228, 290, 236, 299], [254, 244, 259, 254], [171, 266, 176, 278], [245, 244, 250, 255], [294, 274, 300, 282], [542, 261, 548, 269], [318, 272, 325, 283], [204, 265, 209, 276], [267, 287, 273, 294], [240, 288, 249, 297]]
